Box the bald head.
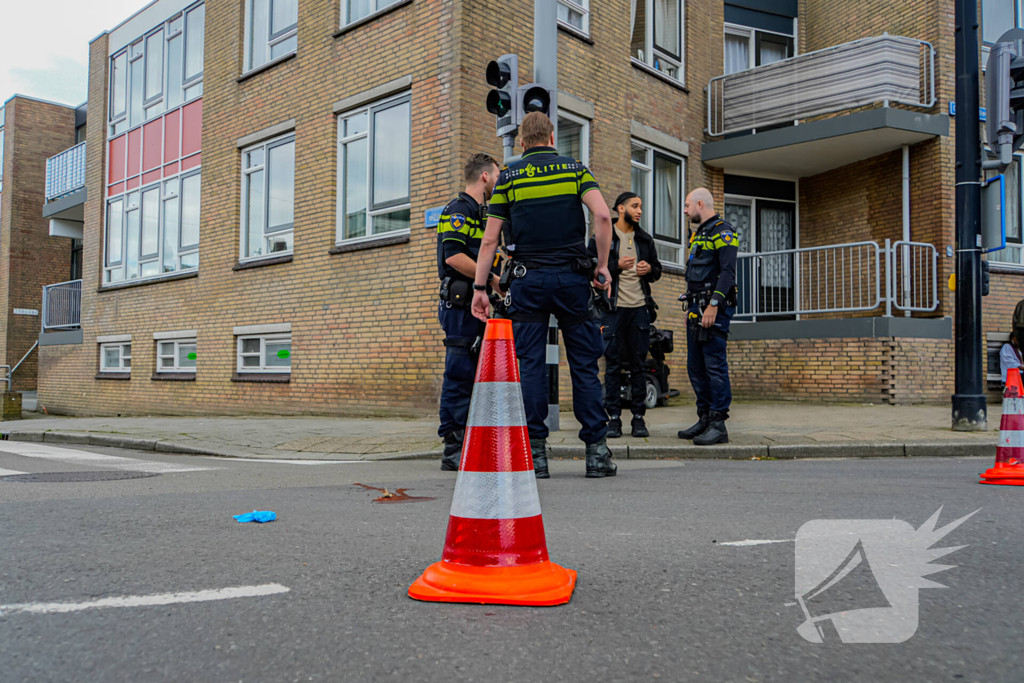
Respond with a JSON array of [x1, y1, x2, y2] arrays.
[[684, 188, 716, 225]]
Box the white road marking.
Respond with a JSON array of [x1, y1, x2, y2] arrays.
[[0, 467, 26, 477], [0, 441, 215, 473], [718, 539, 794, 547], [0, 584, 291, 616], [203, 457, 363, 465]]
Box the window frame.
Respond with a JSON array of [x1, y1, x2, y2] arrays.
[[240, 132, 296, 262], [631, 0, 686, 84], [244, 0, 299, 73], [236, 334, 292, 373], [341, 0, 405, 28], [630, 140, 686, 264], [157, 338, 198, 373], [557, 0, 590, 36], [723, 22, 796, 75], [982, 0, 1020, 46], [335, 91, 413, 245], [987, 154, 1024, 268], [100, 343, 132, 373]]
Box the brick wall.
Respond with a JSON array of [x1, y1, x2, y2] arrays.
[[0, 97, 77, 391]]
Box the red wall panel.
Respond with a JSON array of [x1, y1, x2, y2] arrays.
[[181, 99, 202, 158], [164, 108, 181, 163], [142, 119, 163, 173], [126, 128, 143, 178], [108, 135, 127, 185]]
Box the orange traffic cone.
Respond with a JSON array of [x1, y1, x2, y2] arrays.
[[408, 318, 577, 606], [980, 368, 1024, 486]]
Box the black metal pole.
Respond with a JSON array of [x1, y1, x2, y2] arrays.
[[952, 0, 988, 430]]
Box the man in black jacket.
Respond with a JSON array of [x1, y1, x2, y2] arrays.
[[589, 192, 663, 438]]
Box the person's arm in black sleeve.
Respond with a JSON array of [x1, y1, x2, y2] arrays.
[[645, 238, 663, 283], [713, 244, 738, 301]]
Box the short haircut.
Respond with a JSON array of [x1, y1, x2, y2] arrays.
[[464, 153, 499, 183], [613, 192, 640, 212], [521, 112, 554, 149]]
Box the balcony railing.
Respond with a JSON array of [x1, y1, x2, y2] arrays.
[[45, 142, 86, 202], [707, 35, 936, 137], [734, 239, 938, 320], [41, 279, 82, 331]]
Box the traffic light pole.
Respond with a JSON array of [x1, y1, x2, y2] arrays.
[[952, 0, 988, 430]]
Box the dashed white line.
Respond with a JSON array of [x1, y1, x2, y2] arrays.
[[0, 441, 215, 473], [0, 584, 291, 616], [718, 539, 794, 547]]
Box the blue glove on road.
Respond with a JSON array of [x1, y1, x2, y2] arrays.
[[233, 510, 277, 523]]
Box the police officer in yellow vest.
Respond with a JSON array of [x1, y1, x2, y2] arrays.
[[678, 188, 738, 445]]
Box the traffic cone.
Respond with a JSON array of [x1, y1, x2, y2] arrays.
[[980, 368, 1024, 486], [408, 318, 577, 606]]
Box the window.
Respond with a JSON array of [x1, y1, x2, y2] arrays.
[[246, 0, 298, 72], [631, 141, 684, 263], [557, 0, 589, 35], [237, 335, 291, 373], [983, 0, 1017, 45], [557, 113, 589, 164], [336, 93, 411, 243], [100, 343, 132, 373], [242, 134, 295, 260], [157, 339, 197, 373], [0, 106, 5, 192], [108, 2, 204, 137], [724, 24, 794, 76], [988, 158, 1024, 266], [343, 0, 404, 26], [631, 0, 684, 82], [105, 171, 201, 283]]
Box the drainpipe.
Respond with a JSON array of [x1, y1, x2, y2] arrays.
[[902, 144, 911, 317]]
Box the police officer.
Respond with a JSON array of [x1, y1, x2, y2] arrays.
[[677, 188, 737, 445], [471, 112, 615, 479], [437, 153, 503, 470]]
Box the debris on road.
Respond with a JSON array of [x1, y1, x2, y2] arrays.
[[354, 483, 435, 504], [233, 510, 277, 523]]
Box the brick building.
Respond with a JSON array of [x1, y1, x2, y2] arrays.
[[0, 96, 85, 392], [31, 0, 1024, 416]]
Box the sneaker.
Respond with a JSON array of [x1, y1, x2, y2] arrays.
[[630, 415, 649, 438], [607, 416, 623, 439]]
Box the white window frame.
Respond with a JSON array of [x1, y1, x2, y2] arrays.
[[557, 111, 590, 164], [108, 1, 205, 138], [236, 334, 292, 373], [100, 343, 132, 373], [630, 140, 685, 264], [157, 338, 197, 373], [982, 0, 1021, 46], [723, 22, 796, 75], [341, 0, 405, 27], [557, 0, 590, 36], [104, 169, 201, 284], [631, 0, 685, 84], [240, 132, 296, 262], [335, 92, 412, 245], [987, 154, 1024, 268], [244, 0, 299, 73]]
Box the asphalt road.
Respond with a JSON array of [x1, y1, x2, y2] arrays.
[[0, 443, 1020, 682]]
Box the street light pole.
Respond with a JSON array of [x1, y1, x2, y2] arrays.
[[952, 0, 988, 430]]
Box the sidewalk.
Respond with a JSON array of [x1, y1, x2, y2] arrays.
[[0, 400, 999, 460]]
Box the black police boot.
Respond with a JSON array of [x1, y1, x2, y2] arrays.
[[585, 438, 617, 478], [530, 438, 550, 479], [607, 415, 623, 439], [677, 412, 710, 440], [440, 430, 464, 471], [631, 415, 649, 438], [693, 411, 729, 446]]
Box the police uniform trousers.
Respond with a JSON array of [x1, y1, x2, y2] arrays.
[[686, 303, 734, 415], [438, 300, 485, 438], [602, 306, 651, 417], [508, 269, 608, 444]]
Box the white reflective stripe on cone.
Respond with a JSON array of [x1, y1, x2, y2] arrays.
[[1005, 398, 1024, 415], [1001, 431, 1024, 447], [449, 471, 542, 520], [466, 382, 527, 428]]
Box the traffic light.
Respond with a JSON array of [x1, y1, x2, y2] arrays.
[[486, 54, 519, 137], [985, 29, 1024, 169], [518, 83, 556, 121]]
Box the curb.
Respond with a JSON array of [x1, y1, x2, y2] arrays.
[[0, 430, 996, 461]]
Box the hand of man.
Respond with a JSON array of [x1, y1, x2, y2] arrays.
[[471, 290, 491, 322], [594, 266, 612, 292], [701, 305, 718, 328], [618, 256, 636, 271], [636, 260, 651, 276]]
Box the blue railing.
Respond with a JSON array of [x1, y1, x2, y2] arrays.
[[45, 142, 86, 202]]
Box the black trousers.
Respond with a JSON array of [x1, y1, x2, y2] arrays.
[[603, 305, 651, 417]]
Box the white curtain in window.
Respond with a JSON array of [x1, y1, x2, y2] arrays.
[[759, 207, 792, 287], [724, 33, 749, 75], [724, 202, 751, 253], [759, 41, 788, 66], [653, 0, 678, 54], [653, 156, 679, 242]]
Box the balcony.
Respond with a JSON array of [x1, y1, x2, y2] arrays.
[[703, 35, 948, 178], [41, 279, 82, 332], [43, 142, 86, 238]]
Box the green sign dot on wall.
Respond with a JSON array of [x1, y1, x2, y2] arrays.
[[277, 349, 291, 359], [187, 352, 197, 360]]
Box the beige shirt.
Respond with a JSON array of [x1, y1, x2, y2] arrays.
[[615, 226, 645, 309]]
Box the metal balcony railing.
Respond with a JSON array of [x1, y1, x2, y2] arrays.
[[41, 279, 82, 331], [44, 142, 86, 202], [707, 35, 936, 137], [734, 239, 938, 320]]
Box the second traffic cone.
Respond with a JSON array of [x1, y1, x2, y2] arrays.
[[981, 368, 1024, 486], [408, 318, 577, 606]]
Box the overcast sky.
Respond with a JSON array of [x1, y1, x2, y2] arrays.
[[2, 0, 151, 108]]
